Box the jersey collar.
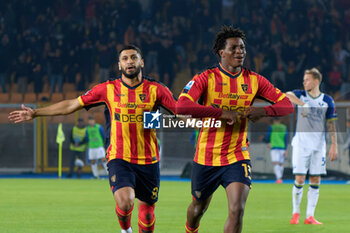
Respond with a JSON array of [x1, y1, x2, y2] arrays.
[[120, 76, 144, 89], [218, 63, 242, 79]]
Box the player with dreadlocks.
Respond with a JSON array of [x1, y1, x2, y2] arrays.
[[176, 26, 294, 233]]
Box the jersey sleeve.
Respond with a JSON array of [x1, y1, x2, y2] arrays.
[[177, 73, 223, 118], [292, 90, 305, 98], [257, 75, 286, 103], [179, 73, 208, 103], [257, 75, 294, 116], [78, 83, 107, 107], [156, 84, 177, 114], [324, 95, 337, 121]]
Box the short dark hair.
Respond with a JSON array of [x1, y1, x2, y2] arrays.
[[118, 44, 142, 58], [213, 26, 246, 57]]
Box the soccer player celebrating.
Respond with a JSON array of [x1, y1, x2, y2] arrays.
[[176, 26, 294, 233], [286, 68, 338, 225], [9, 45, 177, 233]]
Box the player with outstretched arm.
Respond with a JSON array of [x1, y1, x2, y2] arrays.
[[9, 45, 177, 233]]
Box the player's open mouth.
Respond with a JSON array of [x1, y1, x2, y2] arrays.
[[127, 66, 136, 71]]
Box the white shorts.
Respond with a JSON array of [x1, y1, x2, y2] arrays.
[[292, 145, 326, 175], [270, 149, 285, 164], [88, 147, 106, 161]]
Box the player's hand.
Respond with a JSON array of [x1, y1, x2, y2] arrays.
[[220, 110, 242, 125], [328, 143, 338, 161], [244, 107, 266, 122], [267, 143, 271, 149], [8, 104, 35, 123], [283, 150, 287, 158]]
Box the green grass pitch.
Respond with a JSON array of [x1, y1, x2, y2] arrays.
[[1, 179, 349, 233]]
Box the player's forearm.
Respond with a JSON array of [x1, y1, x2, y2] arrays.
[[34, 99, 82, 117], [176, 96, 222, 118], [264, 97, 294, 116], [327, 120, 337, 145], [286, 92, 305, 106]]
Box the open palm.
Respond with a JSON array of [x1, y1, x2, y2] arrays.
[[8, 104, 35, 123]]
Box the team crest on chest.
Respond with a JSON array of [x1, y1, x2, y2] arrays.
[[139, 94, 146, 102], [241, 84, 248, 93]]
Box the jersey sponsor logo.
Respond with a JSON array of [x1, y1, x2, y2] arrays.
[[139, 94, 146, 102], [143, 110, 162, 129], [116, 102, 148, 109], [218, 93, 240, 100], [211, 104, 246, 113], [217, 82, 227, 86], [241, 84, 248, 92], [115, 112, 143, 123]]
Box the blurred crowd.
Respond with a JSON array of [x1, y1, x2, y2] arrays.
[[0, 0, 349, 98]]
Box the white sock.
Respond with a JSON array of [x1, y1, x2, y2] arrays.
[[279, 165, 284, 179], [306, 184, 320, 218], [91, 163, 99, 178], [102, 161, 108, 173], [292, 182, 304, 214], [121, 227, 132, 233], [273, 164, 280, 180]]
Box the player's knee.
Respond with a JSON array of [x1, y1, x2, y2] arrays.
[[309, 176, 320, 184], [192, 200, 209, 217], [116, 196, 134, 211], [138, 203, 155, 232], [228, 202, 245, 219], [295, 176, 305, 184]]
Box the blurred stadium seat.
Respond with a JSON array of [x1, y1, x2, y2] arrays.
[[10, 93, 23, 103], [65, 91, 79, 100], [63, 83, 75, 92], [23, 93, 37, 103], [37, 92, 50, 102], [0, 93, 10, 103], [51, 93, 64, 102]]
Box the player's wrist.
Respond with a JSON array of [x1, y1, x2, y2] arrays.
[[32, 109, 38, 118]]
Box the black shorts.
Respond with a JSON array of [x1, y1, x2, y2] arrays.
[[107, 159, 160, 205], [191, 160, 252, 201]]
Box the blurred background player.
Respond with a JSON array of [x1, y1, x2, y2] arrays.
[[286, 68, 338, 225], [67, 117, 87, 178], [176, 26, 294, 233], [8, 44, 177, 233], [264, 118, 288, 183], [86, 115, 107, 179]]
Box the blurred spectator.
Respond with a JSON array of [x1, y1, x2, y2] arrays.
[[333, 42, 350, 78], [14, 52, 31, 94], [0, 34, 11, 93], [49, 47, 64, 92], [97, 41, 113, 83], [0, 0, 348, 97], [328, 64, 343, 94]]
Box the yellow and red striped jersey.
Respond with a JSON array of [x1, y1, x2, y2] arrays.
[[179, 63, 286, 166], [79, 77, 176, 165]]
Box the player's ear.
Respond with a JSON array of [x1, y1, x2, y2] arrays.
[[219, 49, 224, 58], [141, 59, 144, 68], [118, 62, 121, 70]]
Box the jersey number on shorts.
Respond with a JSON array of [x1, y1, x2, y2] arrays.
[[242, 164, 252, 180]]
